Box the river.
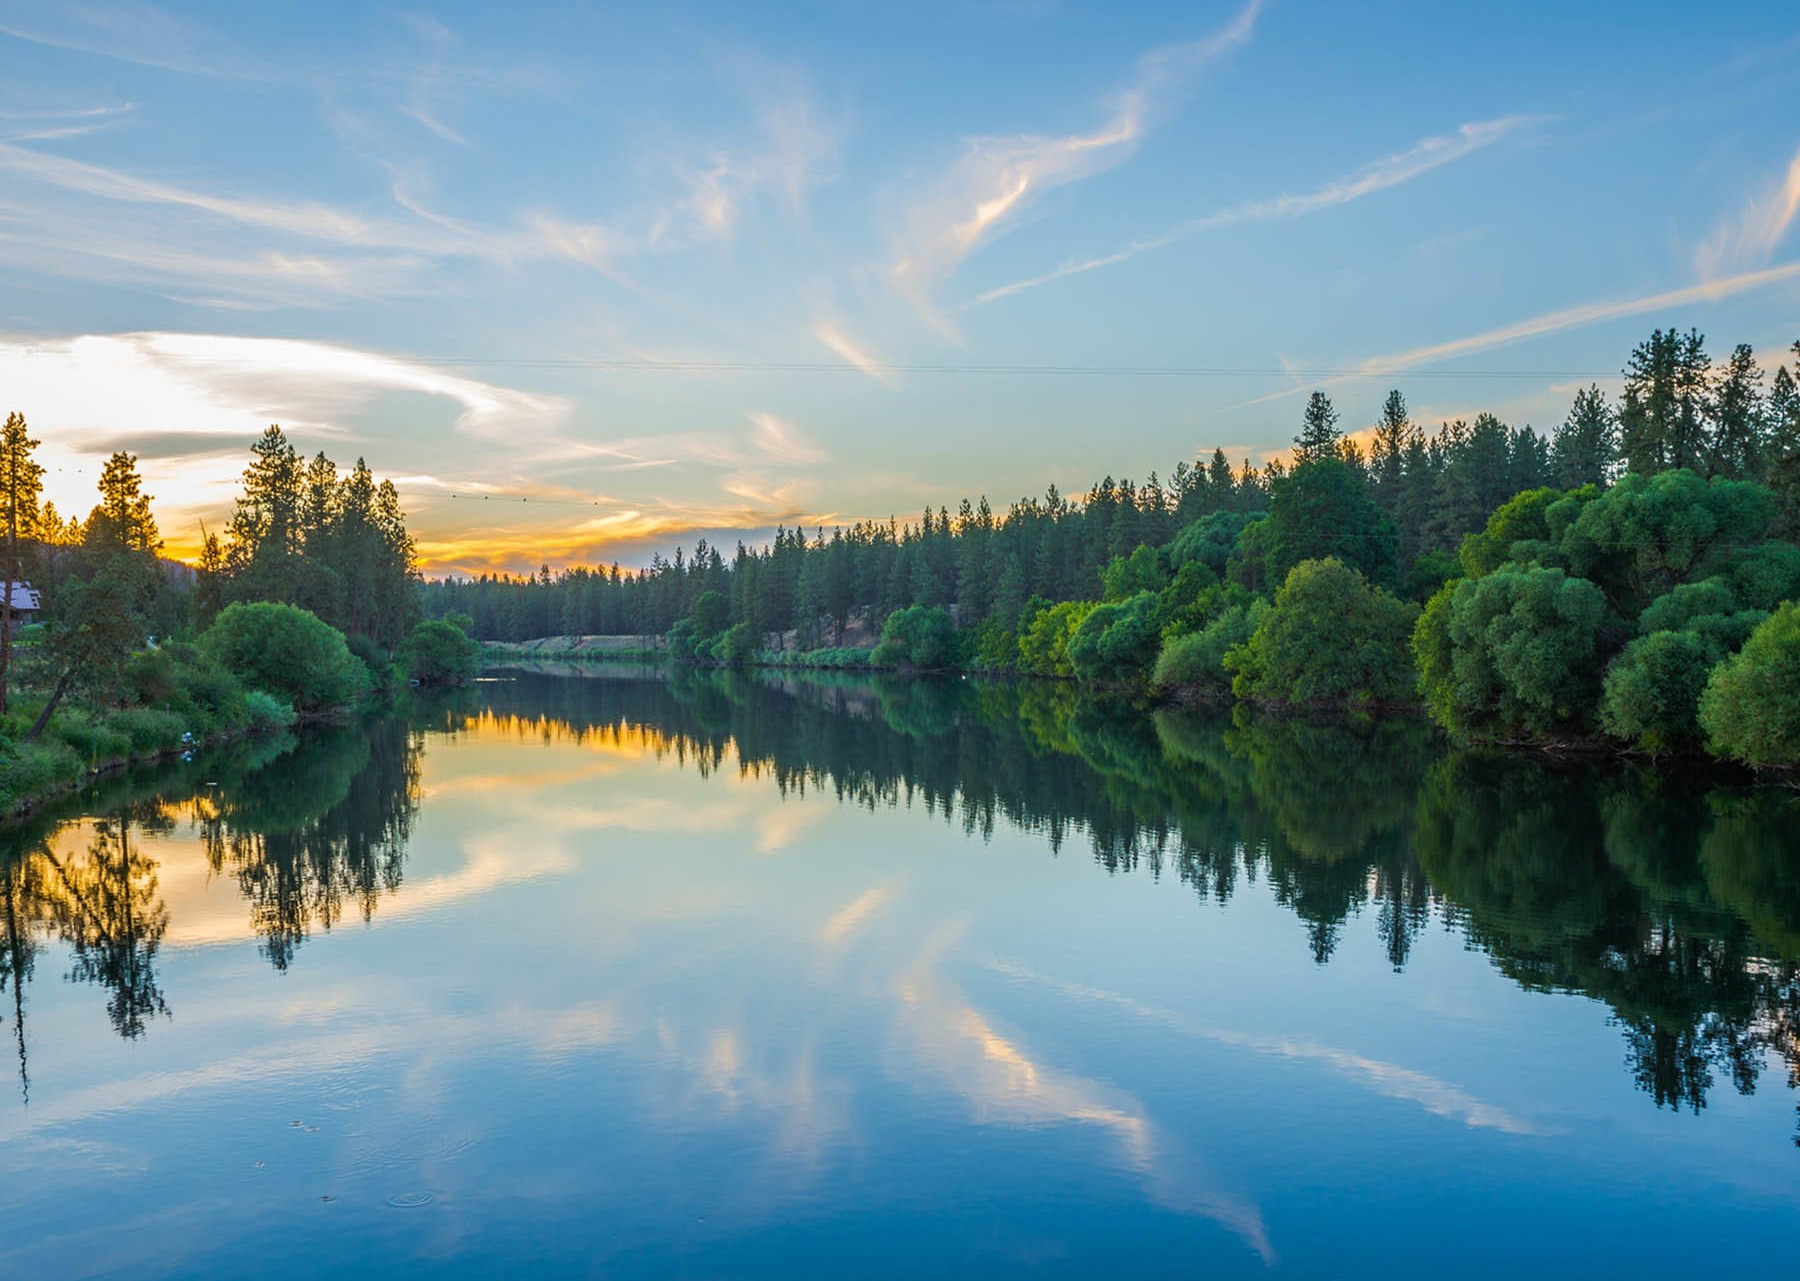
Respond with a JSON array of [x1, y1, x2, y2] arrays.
[[2, 666, 1797, 1276]]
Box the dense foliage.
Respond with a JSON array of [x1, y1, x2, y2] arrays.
[[200, 603, 370, 713], [1698, 602, 1800, 767], [2, 426, 420, 812], [199, 426, 419, 647], [412, 329, 1800, 769], [1226, 558, 1418, 707], [399, 617, 484, 687]]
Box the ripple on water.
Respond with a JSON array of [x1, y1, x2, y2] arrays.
[[386, 1191, 436, 1209]]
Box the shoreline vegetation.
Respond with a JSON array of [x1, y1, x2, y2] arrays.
[[5, 327, 1800, 817], [422, 330, 1800, 774], [2, 424, 484, 820]]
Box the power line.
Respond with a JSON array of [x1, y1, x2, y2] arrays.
[[105, 352, 1624, 379], [385, 356, 1618, 380]]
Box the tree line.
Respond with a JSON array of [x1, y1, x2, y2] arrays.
[[423, 330, 1798, 647], [1, 422, 479, 817], [429, 329, 1800, 766]]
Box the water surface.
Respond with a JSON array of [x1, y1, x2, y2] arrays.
[[3, 668, 1798, 1277]]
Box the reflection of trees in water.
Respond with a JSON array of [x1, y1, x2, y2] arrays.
[[37, 811, 173, 1040], [0, 712, 425, 1077], [1, 667, 1795, 1136], [199, 716, 421, 970], [479, 665, 1800, 1136]]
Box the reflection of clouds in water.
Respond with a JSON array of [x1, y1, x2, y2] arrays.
[[895, 923, 1274, 1264], [986, 958, 1550, 1137], [819, 882, 897, 946], [155, 828, 576, 948], [752, 801, 822, 855], [19, 714, 1284, 1262]]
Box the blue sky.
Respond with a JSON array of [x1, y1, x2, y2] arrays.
[[1, 0, 1796, 572]]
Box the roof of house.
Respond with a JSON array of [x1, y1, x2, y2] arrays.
[[4, 582, 41, 612]]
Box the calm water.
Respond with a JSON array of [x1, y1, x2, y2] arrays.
[[3, 668, 1798, 1278]]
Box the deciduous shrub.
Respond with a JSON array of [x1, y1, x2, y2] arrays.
[[1226, 558, 1417, 707], [1699, 601, 1800, 767], [872, 605, 956, 669], [200, 602, 368, 712], [1415, 565, 1610, 736], [1066, 591, 1162, 683], [401, 618, 484, 687], [1151, 602, 1262, 693], [1599, 629, 1720, 753], [1016, 600, 1096, 677], [714, 622, 759, 666], [243, 690, 297, 732]]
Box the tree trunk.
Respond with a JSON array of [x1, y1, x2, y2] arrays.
[[1, 487, 14, 717], [21, 670, 71, 744]]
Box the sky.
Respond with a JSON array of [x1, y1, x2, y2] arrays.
[[1, 0, 1797, 576]]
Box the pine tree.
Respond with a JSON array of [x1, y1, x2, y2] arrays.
[[86, 453, 160, 553], [1767, 350, 1800, 539], [1369, 390, 1412, 517], [1619, 328, 1712, 473], [225, 426, 303, 601], [1551, 385, 1617, 487], [0, 412, 44, 715], [1206, 448, 1236, 511], [1709, 343, 1766, 480], [1294, 391, 1342, 463]]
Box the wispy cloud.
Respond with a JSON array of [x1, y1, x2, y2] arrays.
[[1230, 257, 1800, 410], [887, 0, 1264, 330], [0, 140, 396, 244], [748, 411, 828, 465], [1696, 142, 1800, 280], [671, 89, 839, 242], [971, 114, 1542, 307], [814, 322, 895, 385], [0, 137, 649, 302], [0, 3, 247, 76]]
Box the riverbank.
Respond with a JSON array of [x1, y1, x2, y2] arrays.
[[1, 716, 288, 822]]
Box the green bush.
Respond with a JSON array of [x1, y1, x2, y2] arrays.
[[103, 706, 189, 754], [400, 618, 483, 687], [1638, 578, 1739, 633], [51, 712, 132, 764], [1151, 602, 1261, 693], [200, 602, 369, 712], [1167, 509, 1263, 576], [1559, 469, 1775, 615], [1066, 591, 1163, 683], [1415, 565, 1609, 736], [0, 738, 82, 812], [716, 622, 759, 666], [872, 605, 956, 669], [1699, 601, 1800, 767], [665, 617, 700, 661], [1099, 545, 1169, 601], [969, 616, 1019, 672], [1226, 559, 1418, 707], [1599, 630, 1720, 753], [1457, 487, 1565, 578], [347, 632, 396, 688], [1725, 539, 1800, 611], [1017, 600, 1098, 677], [243, 690, 297, 732], [759, 646, 873, 669]]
